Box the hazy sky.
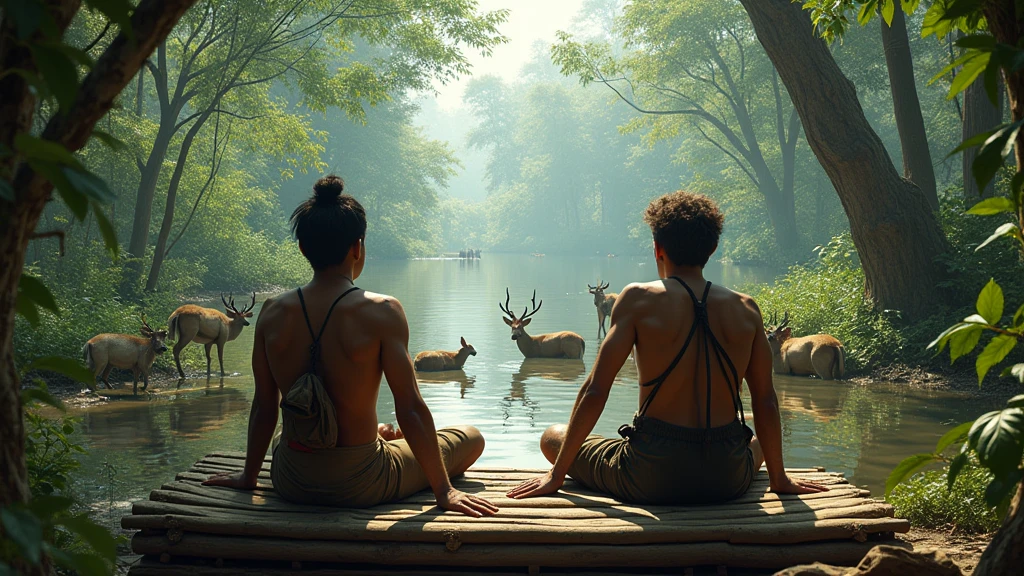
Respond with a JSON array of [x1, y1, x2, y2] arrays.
[[432, 0, 588, 111]]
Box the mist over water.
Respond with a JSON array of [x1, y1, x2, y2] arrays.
[[69, 254, 1002, 524]]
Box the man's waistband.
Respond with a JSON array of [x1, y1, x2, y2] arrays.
[[628, 416, 750, 442]]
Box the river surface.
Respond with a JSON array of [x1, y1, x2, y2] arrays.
[[67, 254, 1004, 525]]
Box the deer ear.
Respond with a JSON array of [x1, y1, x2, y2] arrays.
[[158, 330, 167, 337], [461, 336, 467, 347], [782, 327, 792, 338], [521, 318, 532, 327], [503, 317, 513, 326]]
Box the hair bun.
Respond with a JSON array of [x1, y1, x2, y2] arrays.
[[313, 175, 344, 201]]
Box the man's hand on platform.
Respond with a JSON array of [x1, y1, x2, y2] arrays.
[[770, 474, 829, 495], [437, 487, 499, 517], [203, 470, 258, 490], [505, 469, 565, 499]]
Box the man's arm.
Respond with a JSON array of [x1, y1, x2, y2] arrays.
[[507, 284, 641, 499], [379, 297, 498, 517], [204, 297, 281, 489], [744, 299, 826, 495]]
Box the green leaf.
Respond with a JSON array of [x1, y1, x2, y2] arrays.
[[91, 202, 119, 257], [977, 334, 1017, 384], [949, 51, 990, 100], [28, 495, 74, 519], [0, 179, 13, 202], [885, 453, 939, 497], [1008, 395, 1024, 408], [950, 324, 983, 363], [1014, 302, 1024, 327], [977, 278, 1004, 324], [15, 293, 41, 325], [984, 56, 1001, 107], [976, 222, 1022, 252], [59, 514, 117, 560], [967, 197, 1016, 215], [936, 421, 975, 454], [85, 0, 134, 40], [19, 386, 65, 410], [25, 355, 94, 385], [14, 134, 83, 169], [1, 506, 44, 564], [18, 274, 59, 314], [929, 321, 973, 352], [858, 0, 879, 26], [62, 166, 115, 204], [968, 408, 1024, 475], [4, 0, 45, 39], [954, 34, 997, 50], [971, 120, 1024, 192], [48, 548, 109, 576], [947, 452, 968, 491], [950, 126, 998, 156], [28, 160, 87, 220], [29, 43, 79, 111], [900, 0, 919, 15], [881, 0, 895, 26], [1001, 364, 1024, 384], [985, 469, 1024, 508], [939, 0, 986, 22], [91, 130, 125, 151]]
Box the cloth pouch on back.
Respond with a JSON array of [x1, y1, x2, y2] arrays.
[[280, 372, 338, 449]]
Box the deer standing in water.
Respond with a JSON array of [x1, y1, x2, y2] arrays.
[[587, 281, 617, 337], [83, 314, 168, 394], [765, 312, 845, 380], [500, 289, 585, 359], [168, 293, 255, 377], [414, 337, 477, 372]]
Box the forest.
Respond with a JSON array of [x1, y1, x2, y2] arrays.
[[2, 0, 1024, 575]]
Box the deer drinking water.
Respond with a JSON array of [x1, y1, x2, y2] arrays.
[[168, 292, 255, 377], [414, 337, 477, 372], [82, 314, 168, 394], [500, 288, 585, 359], [765, 312, 845, 380], [587, 281, 618, 337]]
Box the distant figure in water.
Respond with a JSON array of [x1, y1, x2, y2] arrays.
[[507, 191, 827, 505], [204, 174, 496, 518]]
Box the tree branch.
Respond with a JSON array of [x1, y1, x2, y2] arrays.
[[694, 123, 758, 187]]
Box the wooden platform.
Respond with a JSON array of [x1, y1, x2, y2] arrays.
[[122, 452, 910, 574]]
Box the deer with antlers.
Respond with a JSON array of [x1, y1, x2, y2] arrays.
[[500, 289, 585, 359], [765, 311, 845, 380], [168, 292, 255, 378], [82, 314, 168, 394], [587, 281, 618, 337]]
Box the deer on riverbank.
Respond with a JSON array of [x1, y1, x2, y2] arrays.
[[500, 289, 585, 359], [83, 314, 168, 394], [765, 312, 845, 380], [414, 337, 477, 372], [168, 293, 255, 377], [588, 281, 617, 337]]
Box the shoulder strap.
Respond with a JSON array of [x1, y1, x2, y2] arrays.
[[296, 286, 359, 373]]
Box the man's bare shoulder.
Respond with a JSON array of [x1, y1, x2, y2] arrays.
[[614, 282, 659, 308], [716, 287, 765, 323], [255, 292, 289, 329], [356, 290, 407, 330]]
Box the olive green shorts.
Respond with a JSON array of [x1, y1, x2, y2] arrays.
[[271, 427, 474, 507], [568, 417, 755, 505]]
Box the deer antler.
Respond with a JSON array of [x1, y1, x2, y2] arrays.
[[778, 311, 790, 330], [521, 290, 543, 321], [140, 312, 154, 334], [243, 291, 256, 313], [587, 283, 595, 290], [499, 288, 517, 321], [222, 293, 241, 314], [601, 281, 610, 290]]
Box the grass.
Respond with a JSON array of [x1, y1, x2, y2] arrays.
[[888, 467, 1001, 534]]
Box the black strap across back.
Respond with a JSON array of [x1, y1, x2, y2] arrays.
[[618, 276, 746, 440], [297, 286, 359, 374]]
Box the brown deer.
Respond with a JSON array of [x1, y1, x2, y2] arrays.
[[587, 280, 617, 337], [500, 288, 585, 359], [168, 293, 255, 378], [414, 337, 477, 372], [765, 312, 846, 380], [82, 314, 168, 394]]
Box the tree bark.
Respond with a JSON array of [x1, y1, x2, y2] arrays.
[[737, 0, 951, 320], [0, 0, 198, 571], [880, 5, 939, 212], [975, 479, 1024, 574], [962, 75, 1003, 201]]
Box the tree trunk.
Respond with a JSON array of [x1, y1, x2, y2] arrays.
[[975, 3, 1024, 572], [738, 0, 951, 320], [136, 70, 144, 117], [0, 0, 198, 571], [126, 119, 173, 260], [146, 111, 211, 291], [761, 180, 800, 254], [963, 76, 1004, 201], [880, 5, 939, 212]]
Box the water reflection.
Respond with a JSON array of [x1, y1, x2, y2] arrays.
[[416, 370, 476, 399]]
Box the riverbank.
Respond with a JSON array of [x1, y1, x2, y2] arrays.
[[852, 363, 1023, 398]]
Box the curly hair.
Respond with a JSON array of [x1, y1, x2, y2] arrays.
[[643, 191, 723, 267], [290, 175, 366, 270]]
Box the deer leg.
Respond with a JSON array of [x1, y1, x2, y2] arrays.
[[217, 342, 226, 375], [142, 370, 149, 391], [810, 350, 835, 381], [173, 340, 189, 378], [100, 364, 113, 389], [204, 343, 213, 375], [132, 369, 139, 395]]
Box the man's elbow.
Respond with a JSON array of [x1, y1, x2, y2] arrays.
[[751, 390, 779, 412]]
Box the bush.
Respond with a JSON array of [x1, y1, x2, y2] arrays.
[[889, 467, 1001, 534]]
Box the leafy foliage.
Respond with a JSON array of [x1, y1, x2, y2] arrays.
[[889, 467, 1001, 534]]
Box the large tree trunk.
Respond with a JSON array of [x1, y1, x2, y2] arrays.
[[962, 75, 1003, 200], [880, 5, 939, 212], [0, 0, 198, 571], [975, 480, 1024, 574], [738, 0, 951, 320]]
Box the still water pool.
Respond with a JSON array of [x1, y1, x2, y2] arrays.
[[67, 254, 1004, 524]]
